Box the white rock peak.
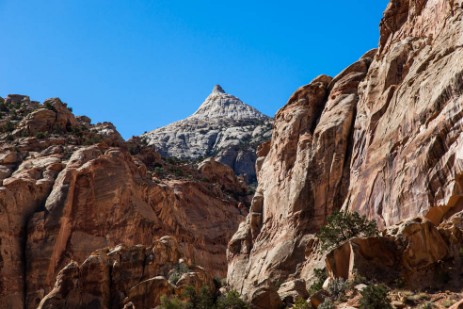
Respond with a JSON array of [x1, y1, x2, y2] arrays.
[[143, 85, 273, 181], [192, 85, 267, 120]]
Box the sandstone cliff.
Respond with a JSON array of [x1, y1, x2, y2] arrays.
[[37, 236, 214, 309], [227, 0, 463, 307], [0, 95, 246, 308], [143, 85, 273, 183]]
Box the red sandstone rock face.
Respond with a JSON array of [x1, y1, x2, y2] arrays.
[[228, 0, 463, 306], [227, 54, 374, 306], [37, 237, 214, 309], [347, 0, 463, 226], [0, 97, 245, 308]]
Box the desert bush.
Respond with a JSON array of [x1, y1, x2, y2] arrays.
[[2, 121, 15, 133], [292, 297, 310, 309], [318, 298, 335, 309], [35, 131, 47, 139], [44, 101, 56, 111], [160, 286, 249, 309], [317, 211, 378, 252], [216, 290, 249, 309], [160, 295, 187, 309], [168, 263, 190, 285], [308, 268, 327, 295], [359, 284, 392, 309], [327, 278, 348, 301]]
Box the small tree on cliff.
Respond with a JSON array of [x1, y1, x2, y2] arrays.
[[317, 211, 378, 252]]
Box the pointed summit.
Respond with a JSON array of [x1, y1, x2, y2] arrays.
[[192, 85, 267, 119], [212, 84, 225, 94], [143, 84, 273, 182]]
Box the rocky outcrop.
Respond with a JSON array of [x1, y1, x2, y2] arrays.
[[144, 85, 273, 182], [0, 96, 245, 308], [37, 237, 214, 309], [227, 52, 374, 307], [228, 0, 463, 306], [346, 0, 463, 226]]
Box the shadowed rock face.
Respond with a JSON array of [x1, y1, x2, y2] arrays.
[[37, 237, 215, 309], [0, 96, 246, 308], [227, 0, 463, 306], [143, 85, 273, 183]]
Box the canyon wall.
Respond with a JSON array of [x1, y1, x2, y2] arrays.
[[227, 0, 463, 306], [0, 96, 246, 308]]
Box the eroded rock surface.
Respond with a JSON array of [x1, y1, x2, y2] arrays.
[[0, 96, 245, 308], [37, 237, 214, 309], [227, 53, 374, 307], [228, 0, 463, 306], [347, 0, 463, 227]]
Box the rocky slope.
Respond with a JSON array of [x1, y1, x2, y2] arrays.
[[227, 0, 463, 307], [37, 236, 215, 309], [0, 95, 247, 308], [143, 85, 273, 183]]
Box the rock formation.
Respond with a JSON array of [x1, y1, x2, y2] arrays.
[[0, 95, 246, 308], [227, 0, 463, 307], [3, 0, 463, 308], [143, 85, 273, 183], [37, 236, 214, 309]]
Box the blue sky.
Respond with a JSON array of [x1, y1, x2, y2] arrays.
[[0, 0, 389, 139]]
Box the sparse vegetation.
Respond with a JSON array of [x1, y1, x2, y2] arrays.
[[44, 101, 56, 111], [216, 290, 249, 309], [159, 286, 249, 309], [318, 298, 335, 309], [292, 297, 310, 309], [359, 284, 392, 309], [168, 263, 190, 285], [308, 268, 327, 295], [1, 120, 15, 133], [317, 211, 378, 252], [326, 278, 348, 301], [35, 131, 47, 139]]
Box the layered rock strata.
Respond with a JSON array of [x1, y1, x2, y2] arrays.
[[37, 237, 214, 309], [227, 0, 463, 307], [0, 95, 245, 308]]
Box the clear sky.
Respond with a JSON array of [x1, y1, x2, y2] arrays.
[[0, 0, 390, 139]]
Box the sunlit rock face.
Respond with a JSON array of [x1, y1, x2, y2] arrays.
[[347, 0, 463, 227], [0, 96, 246, 308], [227, 0, 463, 307], [143, 85, 273, 183]]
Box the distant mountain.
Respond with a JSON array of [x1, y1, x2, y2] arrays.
[[143, 85, 273, 182]]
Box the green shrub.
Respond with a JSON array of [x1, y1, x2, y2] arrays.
[[359, 284, 392, 309], [308, 268, 327, 295], [160, 295, 187, 309], [196, 286, 215, 309], [317, 211, 378, 252], [44, 101, 56, 111], [292, 297, 310, 309], [420, 303, 435, 309], [318, 298, 334, 309], [83, 135, 102, 145], [2, 121, 15, 133], [168, 263, 190, 285], [160, 286, 249, 309], [0, 102, 8, 112], [327, 278, 348, 301], [216, 290, 249, 309], [35, 131, 47, 139]]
